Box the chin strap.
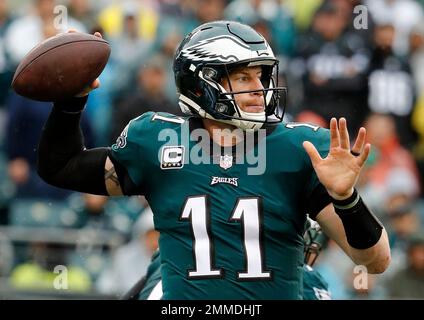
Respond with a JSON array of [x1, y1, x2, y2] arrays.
[[179, 94, 266, 131], [219, 117, 264, 131]]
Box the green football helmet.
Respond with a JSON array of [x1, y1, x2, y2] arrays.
[[303, 217, 328, 267], [173, 20, 287, 130]]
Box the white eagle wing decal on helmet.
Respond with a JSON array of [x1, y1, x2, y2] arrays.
[[181, 35, 271, 63]]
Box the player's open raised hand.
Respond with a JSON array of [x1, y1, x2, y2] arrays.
[[303, 118, 371, 200]]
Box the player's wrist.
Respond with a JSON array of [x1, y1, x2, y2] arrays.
[[330, 188, 357, 208], [53, 95, 88, 114], [328, 188, 354, 201]]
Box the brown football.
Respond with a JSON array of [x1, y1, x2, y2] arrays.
[[12, 32, 110, 102]]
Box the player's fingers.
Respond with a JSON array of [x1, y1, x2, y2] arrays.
[[90, 79, 100, 89], [351, 127, 366, 154], [357, 143, 371, 167], [94, 32, 103, 39], [303, 141, 322, 165], [75, 79, 100, 97], [339, 118, 350, 149], [67, 29, 77, 33], [329, 118, 340, 149]]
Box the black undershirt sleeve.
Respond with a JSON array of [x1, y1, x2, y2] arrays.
[[37, 97, 109, 195], [305, 183, 332, 220]]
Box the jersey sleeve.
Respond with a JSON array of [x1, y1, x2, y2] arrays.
[[109, 112, 154, 195]]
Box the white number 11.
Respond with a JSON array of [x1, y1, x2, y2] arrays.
[[180, 196, 271, 280]]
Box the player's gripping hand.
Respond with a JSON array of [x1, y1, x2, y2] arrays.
[[65, 29, 102, 97], [303, 118, 371, 201]]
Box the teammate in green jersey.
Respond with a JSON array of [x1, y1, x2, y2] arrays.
[[37, 21, 390, 299]]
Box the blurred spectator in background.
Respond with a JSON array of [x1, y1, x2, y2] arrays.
[[409, 20, 424, 95], [10, 241, 91, 292], [380, 176, 421, 282], [194, 0, 226, 26], [250, 16, 274, 50], [4, 0, 86, 67], [96, 206, 159, 296], [5, 93, 94, 199], [410, 20, 424, 191], [412, 95, 424, 195], [67, 0, 96, 32], [295, 110, 328, 128], [295, 1, 370, 135], [0, 1, 13, 223], [0, 0, 13, 109], [0, 231, 13, 277], [111, 54, 179, 142], [368, 23, 416, 147], [285, 0, 323, 32], [150, 23, 184, 104], [358, 114, 420, 209], [386, 232, 424, 299], [69, 193, 146, 236], [76, 194, 110, 230], [97, 0, 158, 41], [365, 0, 424, 56], [83, 25, 114, 147], [331, 0, 375, 45], [66, 194, 146, 283], [107, 2, 154, 103]]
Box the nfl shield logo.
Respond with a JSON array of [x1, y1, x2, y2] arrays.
[[219, 154, 233, 170]]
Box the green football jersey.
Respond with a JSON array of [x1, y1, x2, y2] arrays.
[[302, 265, 331, 300], [138, 251, 162, 300], [110, 112, 330, 299], [138, 253, 331, 300]]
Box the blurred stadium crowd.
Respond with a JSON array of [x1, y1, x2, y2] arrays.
[[0, 0, 424, 299]]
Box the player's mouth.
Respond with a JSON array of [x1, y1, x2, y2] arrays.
[[242, 105, 265, 113]]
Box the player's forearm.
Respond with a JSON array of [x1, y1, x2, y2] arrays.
[[348, 229, 391, 274], [332, 191, 390, 273], [318, 200, 391, 274], [37, 97, 109, 195]]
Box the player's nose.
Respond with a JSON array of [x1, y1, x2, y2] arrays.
[[250, 78, 264, 96]]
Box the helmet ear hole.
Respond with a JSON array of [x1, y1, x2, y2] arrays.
[[260, 65, 273, 88], [202, 67, 219, 81]]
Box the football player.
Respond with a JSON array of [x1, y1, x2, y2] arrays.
[[37, 21, 390, 299]]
